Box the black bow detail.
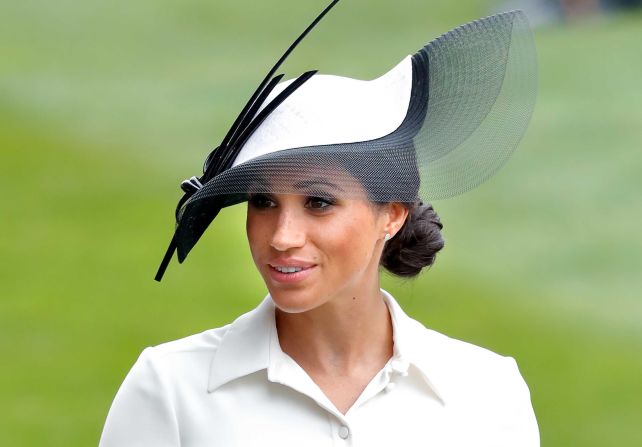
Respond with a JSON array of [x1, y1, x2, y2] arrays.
[[180, 176, 203, 194]]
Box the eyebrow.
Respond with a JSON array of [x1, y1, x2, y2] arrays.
[[293, 178, 344, 193]]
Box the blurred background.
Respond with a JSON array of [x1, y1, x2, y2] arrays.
[[1, 0, 641, 445]]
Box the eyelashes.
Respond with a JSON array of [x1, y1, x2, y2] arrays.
[[248, 193, 275, 209], [307, 195, 335, 210], [248, 193, 336, 210]]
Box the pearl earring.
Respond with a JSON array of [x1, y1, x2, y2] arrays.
[[384, 233, 391, 242]]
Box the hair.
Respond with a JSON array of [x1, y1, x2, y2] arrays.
[[379, 200, 445, 278]]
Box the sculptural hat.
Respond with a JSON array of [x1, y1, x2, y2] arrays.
[[155, 0, 537, 281]]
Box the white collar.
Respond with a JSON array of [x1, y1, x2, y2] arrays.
[[207, 289, 447, 404]]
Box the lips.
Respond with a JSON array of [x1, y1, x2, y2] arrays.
[[266, 259, 317, 284], [268, 258, 316, 269]]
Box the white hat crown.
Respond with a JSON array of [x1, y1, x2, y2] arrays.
[[233, 56, 413, 168]]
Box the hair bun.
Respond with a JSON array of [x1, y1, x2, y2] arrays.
[[380, 201, 445, 278]]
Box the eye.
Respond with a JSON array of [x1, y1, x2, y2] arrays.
[[248, 194, 276, 209], [306, 196, 335, 210]]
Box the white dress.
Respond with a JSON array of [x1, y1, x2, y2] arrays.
[[99, 289, 539, 446]]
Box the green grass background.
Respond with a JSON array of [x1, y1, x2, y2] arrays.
[[1, 0, 641, 445]]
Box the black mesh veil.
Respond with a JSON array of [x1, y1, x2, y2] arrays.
[[154, 7, 537, 282]]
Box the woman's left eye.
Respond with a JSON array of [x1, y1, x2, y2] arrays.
[[306, 196, 334, 210]]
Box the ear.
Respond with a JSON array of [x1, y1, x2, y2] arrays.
[[381, 202, 409, 239]]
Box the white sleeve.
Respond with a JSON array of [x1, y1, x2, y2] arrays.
[[98, 347, 181, 447], [498, 356, 540, 447]]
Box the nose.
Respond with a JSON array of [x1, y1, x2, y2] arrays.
[[270, 207, 306, 252]]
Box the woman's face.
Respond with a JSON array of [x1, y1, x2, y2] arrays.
[[246, 174, 405, 313]]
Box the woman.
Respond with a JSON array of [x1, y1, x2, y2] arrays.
[[100, 3, 539, 445]]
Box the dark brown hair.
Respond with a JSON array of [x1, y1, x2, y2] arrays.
[[379, 201, 445, 277]]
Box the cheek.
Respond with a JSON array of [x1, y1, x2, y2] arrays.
[[314, 211, 377, 271]]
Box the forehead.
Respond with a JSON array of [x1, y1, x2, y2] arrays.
[[248, 163, 368, 199]]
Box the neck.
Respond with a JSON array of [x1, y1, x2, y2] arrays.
[[274, 281, 394, 377]]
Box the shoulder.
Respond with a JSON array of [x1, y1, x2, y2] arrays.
[[386, 289, 529, 396], [149, 322, 232, 358], [99, 324, 235, 447], [122, 295, 275, 393], [409, 319, 539, 442], [130, 322, 232, 383], [117, 323, 231, 392], [408, 318, 532, 403], [418, 320, 514, 369]]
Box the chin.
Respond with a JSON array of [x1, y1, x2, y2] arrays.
[[267, 286, 325, 314]]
